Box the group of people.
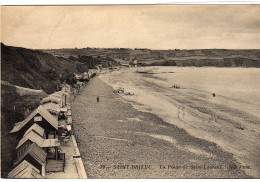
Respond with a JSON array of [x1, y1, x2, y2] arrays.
[[113, 87, 125, 93], [173, 85, 181, 89]]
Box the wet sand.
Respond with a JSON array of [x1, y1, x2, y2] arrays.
[[72, 77, 249, 178]]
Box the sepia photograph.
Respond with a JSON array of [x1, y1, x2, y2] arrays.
[[1, 4, 260, 179]]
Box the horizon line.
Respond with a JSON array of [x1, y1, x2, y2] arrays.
[[2, 42, 260, 51]]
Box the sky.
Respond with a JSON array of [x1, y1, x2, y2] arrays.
[[1, 5, 260, 49]]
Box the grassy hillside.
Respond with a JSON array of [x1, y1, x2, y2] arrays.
[[43, 48, 260, 67], [1, 43, 90, 94]]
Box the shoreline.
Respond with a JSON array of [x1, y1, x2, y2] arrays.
[[71, 76, 249, 178], [99, 67, 260, 178]]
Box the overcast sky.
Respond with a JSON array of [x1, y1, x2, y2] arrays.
[[1, 5, 260, 49]]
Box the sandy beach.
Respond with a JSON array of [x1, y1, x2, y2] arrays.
[[71, 76, 250, 178]]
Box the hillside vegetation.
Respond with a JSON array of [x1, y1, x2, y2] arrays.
[[2, 43, 89, 94], [43, 48, 260, 67]]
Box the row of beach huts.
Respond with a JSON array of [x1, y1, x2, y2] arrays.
[[7, 70, 97, 178]]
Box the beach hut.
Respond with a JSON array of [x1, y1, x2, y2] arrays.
[[10, 105, 58, 139], [17, 130, 60, 155], [76, 81, 84, 92], [50, 91, 66, 107], [41, 91, 66, 108], [61, 82, 71, 93], [41, 96, 62, 106], [61, 83, 72, 105], [16, 131, 44, 158], [8, 160, 44, 179], [42, 102, 61, 115], [14, 143, 47, 177]]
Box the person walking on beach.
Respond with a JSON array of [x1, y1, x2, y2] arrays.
[[97, 96, 100, 103]]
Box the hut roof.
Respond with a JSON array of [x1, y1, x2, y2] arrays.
[[42, 102, 60, 114], [23, 123, 44, 137], [61, 82, 70, 88], [10, 105, 58, 133], [51, 91, 64, 97], [61, 83, 72, 93], [18, 130, 60, 149], [14, 143, 47, 167], [8, 160, 44, 179], [17, 131, 44, 149], [40, 96, 61, 105]]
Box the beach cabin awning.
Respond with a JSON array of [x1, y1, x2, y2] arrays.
[[8, 160, 44, 179], [14, 143, 47, 167], [10, 105, 58, 133], [23, 123, 44, 137], [60, 108, 67, 112], [42, 139, 60, 147]]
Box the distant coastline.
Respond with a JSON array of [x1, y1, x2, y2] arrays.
[[41, 47, 260, 68]]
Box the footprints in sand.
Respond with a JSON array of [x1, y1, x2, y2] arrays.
[[135, 132, 216, 159]]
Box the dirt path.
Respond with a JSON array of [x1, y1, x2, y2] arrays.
[[71, 77, 249, 178]]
